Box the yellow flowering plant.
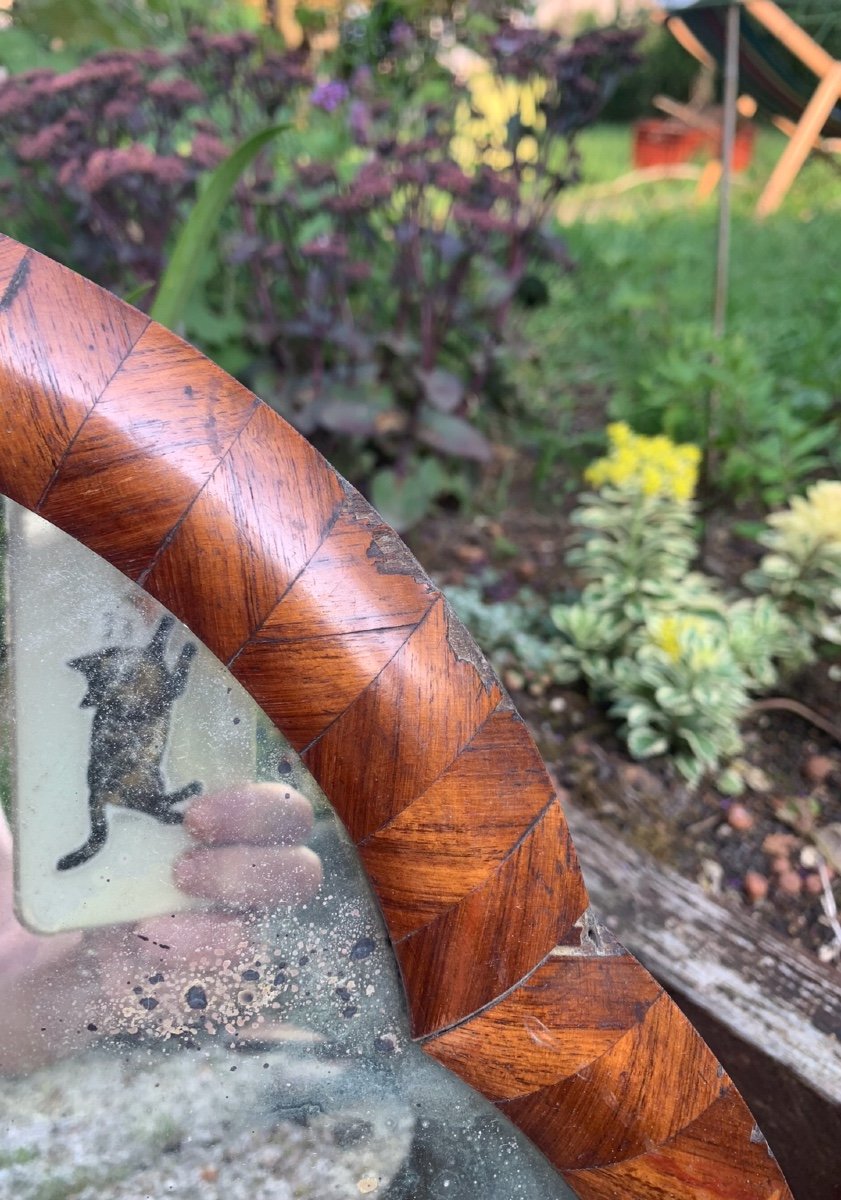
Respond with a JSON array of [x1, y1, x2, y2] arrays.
[[450, 424, 838, 791], [746, 481, 841, 644], [565, 422, 701, 626], [611, 615, 750, 782], [584, 421, 701, 502], [551, 424, 820, 791], [451, 70, 546, 175]]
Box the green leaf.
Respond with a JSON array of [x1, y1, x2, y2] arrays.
[[151, 125, 287, 332], [417, 410, 492, 463], [680, 729, 720, 767], [626, 727, 668, 759], [716, 767, 745, 797], [626, 702, 653, 727], [183, 297, 247, 347], [370, 458, 451, 532], [122, 281, 154, 307], [416, 368, 464, 414], [318, 398, 386, 437], [674, 753, 704, 787]]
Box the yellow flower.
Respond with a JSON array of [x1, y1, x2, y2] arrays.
[[452, 71, 547, 172], [768, 480, 841, 549], [585, 423, 700, 503], [649, 614, 723, 671]]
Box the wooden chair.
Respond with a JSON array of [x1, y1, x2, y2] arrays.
[[666, 0, 841, 215], [0, 233, 795, 1197]]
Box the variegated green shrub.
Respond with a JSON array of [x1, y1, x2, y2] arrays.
[[447, 426, 839, 790], [745, 480, 841, 647], [549, 423, 822, 790]]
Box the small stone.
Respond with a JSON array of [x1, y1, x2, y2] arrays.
[[740, 763, 772, 793], [743, 871, 769, 903], [185, 985, 208, 1010], [770, 855, 791, 876], [357, 1175, 380, 1194], [803, 755, 836, 786], [503, 668, 525, 692], [727, 803, 754, 832], [762, 833, 797, 856], [548, 696, 566, 714], [776, 870, 803, 896], [698, 858, 724, 894], [454, 543, 486, 566], [804, 872, 824, 896], [200, 1166, 218, 1183]]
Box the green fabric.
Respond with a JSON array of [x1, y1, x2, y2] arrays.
[[665, 2, 841, 137]]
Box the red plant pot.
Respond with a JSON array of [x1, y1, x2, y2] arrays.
[[632, 117, 755, 171], [633, 118, 706, 168]]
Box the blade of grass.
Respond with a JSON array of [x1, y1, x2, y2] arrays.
[[123, 280, 154, 307], [151, 124, 287, 331]]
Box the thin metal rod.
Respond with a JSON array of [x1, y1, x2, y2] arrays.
[[713, 3, 740, 337]]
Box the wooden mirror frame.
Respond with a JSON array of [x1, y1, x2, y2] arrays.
[[0, 235, 794, 1199]]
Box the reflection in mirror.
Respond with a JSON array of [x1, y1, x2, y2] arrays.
[[0, 499, 575, 1199]]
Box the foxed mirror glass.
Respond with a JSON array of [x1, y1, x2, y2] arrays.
[[0, 498, 575, 1199]]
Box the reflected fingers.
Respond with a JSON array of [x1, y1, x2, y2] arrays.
[[183, 783, 314, 847], [174, 844, 322, 909]]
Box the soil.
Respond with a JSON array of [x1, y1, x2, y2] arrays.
[[408, 469, 841, 967]]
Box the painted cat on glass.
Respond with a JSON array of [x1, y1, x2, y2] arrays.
[[56, 615, 203, 871]]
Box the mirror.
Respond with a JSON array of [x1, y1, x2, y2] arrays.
[[0, 499, 576, 1199]]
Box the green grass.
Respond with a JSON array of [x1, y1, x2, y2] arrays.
[[511, 123, 841, 505]]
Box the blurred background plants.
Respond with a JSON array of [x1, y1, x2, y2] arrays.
[[449, 426, 839, 792], [0, 0, 639, 529], [3, 1, 840, 530]]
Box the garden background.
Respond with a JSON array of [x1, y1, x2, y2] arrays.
[[2, 0, 841, 963]]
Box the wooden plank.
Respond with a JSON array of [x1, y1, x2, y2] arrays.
[[566, 805, 841, 1197], [566, 806, 841, 1100]]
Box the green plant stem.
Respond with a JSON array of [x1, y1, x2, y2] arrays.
[[151, 124, 287, 331]]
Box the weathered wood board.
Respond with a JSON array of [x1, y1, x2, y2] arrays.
[[567, 805, 841, 1199]]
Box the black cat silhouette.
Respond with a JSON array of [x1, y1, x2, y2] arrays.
[[57, 615, 202, 872]]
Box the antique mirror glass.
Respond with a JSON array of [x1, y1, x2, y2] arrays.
[[0, 498, 575, 1199]]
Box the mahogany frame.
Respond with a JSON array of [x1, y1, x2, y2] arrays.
[[0, 235, 794, 1199]]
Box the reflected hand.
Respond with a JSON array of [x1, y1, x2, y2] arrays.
[[0, 785, 321, 1075]]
